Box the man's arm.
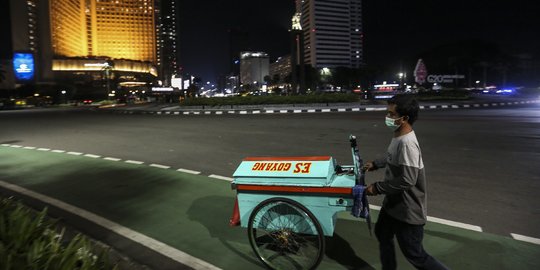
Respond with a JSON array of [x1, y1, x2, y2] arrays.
[[368, 165, 419, 195], [371, 156, 387, 170]]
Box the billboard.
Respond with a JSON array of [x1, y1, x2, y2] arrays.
[[12, 52, 35, 82]]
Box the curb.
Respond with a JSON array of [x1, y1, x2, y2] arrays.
[[108, 99, 540, 116]]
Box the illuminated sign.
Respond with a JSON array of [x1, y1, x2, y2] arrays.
[[427, 74, 465, 83], [151, 87, 174, 92], [13, 53, 35, 82]]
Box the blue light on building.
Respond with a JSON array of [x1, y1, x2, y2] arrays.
[[13, 52, 35, 82]]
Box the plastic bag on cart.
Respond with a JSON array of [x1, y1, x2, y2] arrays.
[[351, 184, 369, 218]]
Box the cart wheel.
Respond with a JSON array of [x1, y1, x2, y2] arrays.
[[248, 197, 325, 270]]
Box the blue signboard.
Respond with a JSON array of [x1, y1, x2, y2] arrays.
[[13, 52, 35, 82]]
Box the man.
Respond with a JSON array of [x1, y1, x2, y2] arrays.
[[364, 95, 449, 270]]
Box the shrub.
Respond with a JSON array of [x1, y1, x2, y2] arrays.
[[180, 93, 360, 106], [0, 197, 117, 270]]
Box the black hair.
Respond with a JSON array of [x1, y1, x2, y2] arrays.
[[388, 95, 419, 125]]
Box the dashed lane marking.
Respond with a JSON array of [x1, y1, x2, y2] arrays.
[[208, 174, 234, 182], [23, 146, 36, 149], [150, 164, 170, 169], [427, 216, 483, 232], [84, 154, 101, 158], [177, 168, 201, 175], [103, 157, 121, 161], [511, 233, 540, 245], [125, 160, 144, 165], [0, 180, 221, 270], [67, 152, 83, 156], [51, 150, 66, 153]]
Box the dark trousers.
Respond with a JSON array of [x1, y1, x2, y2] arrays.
[[375, 210, 450, 270]]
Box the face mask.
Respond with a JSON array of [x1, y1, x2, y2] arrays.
[[385, 116, 402, 130]]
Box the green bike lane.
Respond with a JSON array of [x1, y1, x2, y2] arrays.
[[0, 146, 539, 270]]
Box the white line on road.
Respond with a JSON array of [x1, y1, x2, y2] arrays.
[[511, 233, 540, 245], [280, 110, 288, 113], [308, 109, 316, 113], [0, 144, 10, 147], [427, 216, 483, 232], [125, 160, 144, 165], [37, 148, 51, 151], [67, 152, 83, 156], [0, 180, 221, 270], [183, 112, 190, 115], [51, 150, 66, 153], [23, 146, 36, 149], [216, 111, 223, 115], [429, 105, 437, 109], [352, 108, 360, 112], [10, 145, 23, 148], [265, 110, 274, 114], [338, 108, 346, 112], [150, 164, 170, 169], [84, 154, 101, 158], [103, 157, 121, 161], [321, 109, 331, 113], [240, 111, 247, 114], [177, 168, 201, 175], [208, 174, 233, 182], [294, 110, 302, 113], [253, 110, 261, 114]]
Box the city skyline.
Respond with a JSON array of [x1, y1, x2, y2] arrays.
[[178, 0, 540, 83]]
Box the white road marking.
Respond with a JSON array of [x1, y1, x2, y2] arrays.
[[10, 145, 23, 148], [427, 216, 483, 232], [104, 157, 121, 161], [204, 111, 211, 115], [511, 233, 540, 245], [1, 144, 10, 147], [51, 150, 66, 153], [265, 110, 274, 114], [429, 105, 437, 109], [463, 104, 470, 108], [84, 154, 101, 158], [183, 112, 190, 115], [216, 111, 223, 115], [23, 146, 36, 149], [338, 108, 346, 112], [174, 112, 179, 115], [0, 180, 221, 270], [193, 112, 200, 115], [451, 105, 459, 108], [67, 152, 83, 156], [294, 110, 302, 113], [150, 164, 170, 169], [441, 105, 448, 108], [308, 109, 316, 113], [37, 148, 51, 151], [280, 110, 288, 113], [240, 111, 247, 114], [125, 160, 144, 165], [177, 168, 201, 175], [253, 110, 261, 114], [227, 111, 235, 114], [321, 109, 331, 113], [352, 108, 360, 112], [208, 174, 233, 182]]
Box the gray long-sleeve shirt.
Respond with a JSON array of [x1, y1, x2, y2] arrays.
[[373, 131, 427, 225]]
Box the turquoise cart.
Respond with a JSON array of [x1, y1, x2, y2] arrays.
[[230, 136, 370, 270]]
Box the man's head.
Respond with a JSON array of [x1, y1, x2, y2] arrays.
[[386, 95, 419, 127]]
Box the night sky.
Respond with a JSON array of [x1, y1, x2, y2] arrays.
[[178, 0, 540, 82]]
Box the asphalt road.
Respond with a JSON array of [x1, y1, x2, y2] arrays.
[[1, 104, 539, 241]]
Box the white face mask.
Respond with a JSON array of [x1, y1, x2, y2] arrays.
[[385, 116, 402, 130]]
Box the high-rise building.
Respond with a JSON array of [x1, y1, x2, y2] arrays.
[[156, 0, 180, 86], [298, 0, 363, 68], [3, 0, 159, 91], [239, 52, 269, 87]]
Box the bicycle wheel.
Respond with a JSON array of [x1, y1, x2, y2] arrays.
[[247, 197, 325, 270]]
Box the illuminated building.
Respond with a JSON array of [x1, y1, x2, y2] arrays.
[[155, 0, 180, 86], [3, 0, 159, 92], [269, 55, 291, 84], [298, 0, 363, 68], [239, 52, 269, 86]]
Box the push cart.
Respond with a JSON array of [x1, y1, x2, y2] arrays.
[[230, 136, 371, 270]]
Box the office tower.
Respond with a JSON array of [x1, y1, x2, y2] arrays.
[[50, 0, 156, 63], [239, 52, 269, 86], [298, 0, 363, 68], [156, 0, 180, 86]]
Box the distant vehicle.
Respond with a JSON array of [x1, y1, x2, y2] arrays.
[[82, 99, 93, 104]]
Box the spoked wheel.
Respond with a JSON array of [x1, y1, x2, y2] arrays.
[[247, 197, 325, 270]]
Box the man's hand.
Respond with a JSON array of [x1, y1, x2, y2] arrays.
[[363, 161, 376, 172], [366, 184, 378, 196]]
